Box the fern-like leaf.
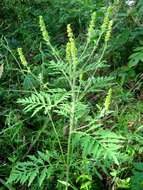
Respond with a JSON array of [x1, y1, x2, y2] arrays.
[[17, 90, 70, 116], [7, 151, 54, 187], [73, 129, 125, 174]]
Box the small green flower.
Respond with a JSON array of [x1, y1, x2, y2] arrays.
[[105, 20, 113, 42], [66, 42, 71, 63], [87, 12, 96, 43], [66, 24, 78, 64], [101, 6, 113, 33], [101, 16, 109, 32], [104, 88, 112, 111], [67, 24, 74, 42], [17, 48, 27, 66], [39, 15, 50, 43]]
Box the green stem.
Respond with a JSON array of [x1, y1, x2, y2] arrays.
[[82, 32, 103, 69], [48, 42, 62, 62], [79, 43, 108, 100], [76, 32, 104, 99], [47, 112, 66, 166], [66, 62, 76, 190]]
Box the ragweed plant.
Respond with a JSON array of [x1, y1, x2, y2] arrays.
[[7, 7, 126, 190]]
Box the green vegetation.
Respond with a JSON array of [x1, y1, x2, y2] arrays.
[[1, 0, 143, 189]]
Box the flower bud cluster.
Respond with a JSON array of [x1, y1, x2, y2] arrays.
[[66, 24, 78, 64], [17, 48, 27, 66], [39, 16, 50, 43], [87, 12, 96, 43]]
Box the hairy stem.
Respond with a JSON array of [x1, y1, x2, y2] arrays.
[[66, 62, 76, 190]]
